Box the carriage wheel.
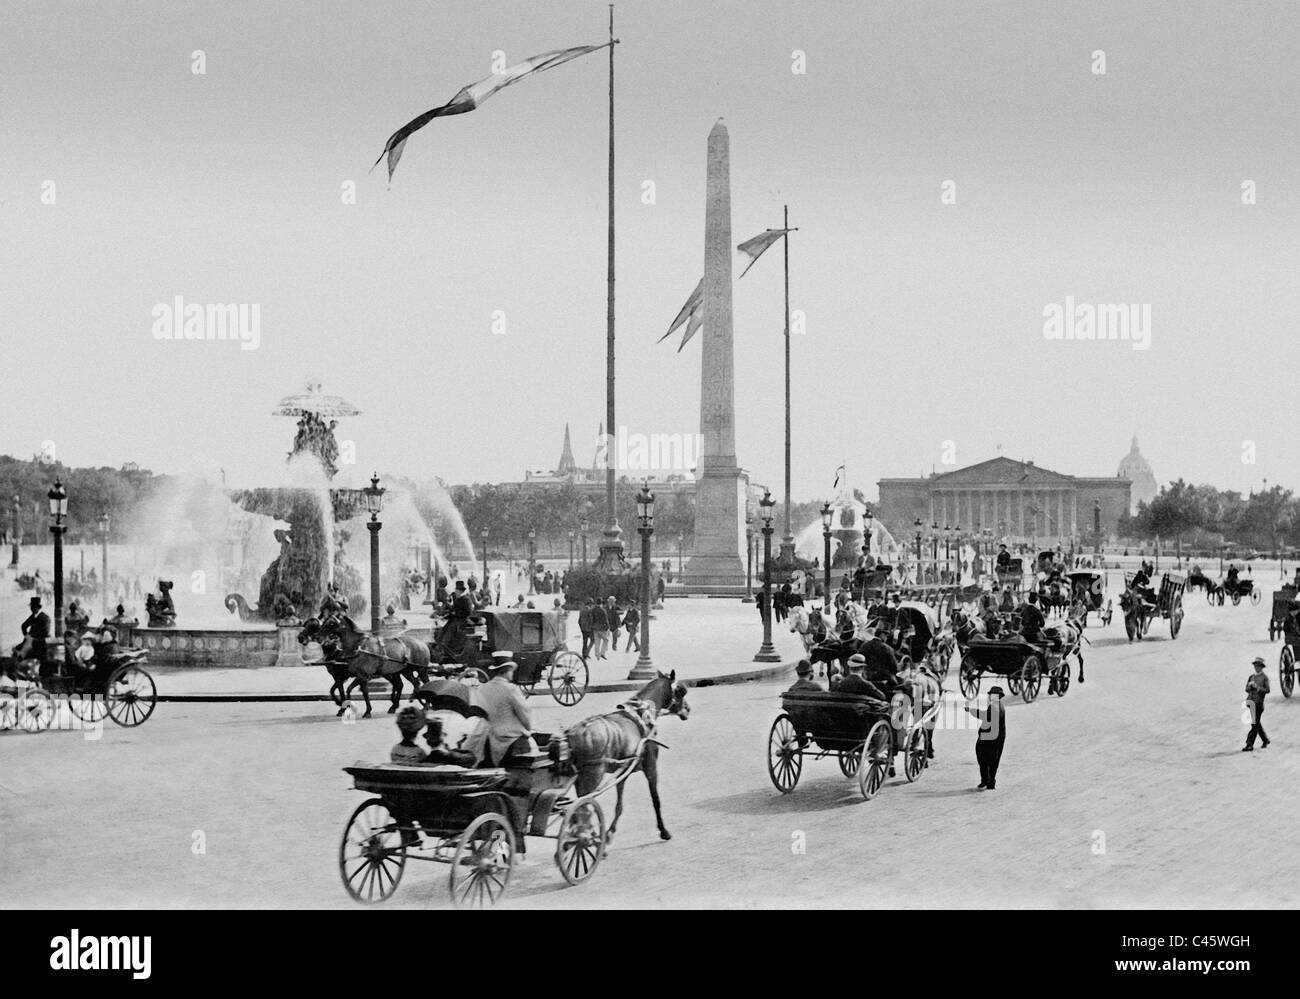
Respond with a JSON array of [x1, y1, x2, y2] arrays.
[[555, 800, 605, 886], [19, 687, 53, 733], [449, 812, 515, 910], [1006, 672, 1022, 696], [105, 666, 156, 727], [837, 746, 862, 777], [0, 688, 16, 730], [1020, 656, 1042, 703], [1280, 645, 1296, 699], [1251, 589, 1262, 606], [68, 692, 109, 724], [903, 727, 926, 782], [339, 798, 408, 904], [1170, 598, 1183, 640], [959, 662, 981, 699], [1053, 660, 1070, 697], [767, 714, 803, 793], [1231, 592, 1241, 606], [856, 720, 892, 800], [547, 652, 588, 707]]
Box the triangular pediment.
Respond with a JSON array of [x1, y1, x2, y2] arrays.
[[932, 457, 1075, 486]]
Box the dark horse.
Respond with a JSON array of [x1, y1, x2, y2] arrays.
[[297, 616, 429, 717], [565, 671, 690, 842]]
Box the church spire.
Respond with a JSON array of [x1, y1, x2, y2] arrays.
[[557, 423, 577, 475]]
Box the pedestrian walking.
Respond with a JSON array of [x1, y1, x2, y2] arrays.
[[965, 685, 1007, 790], [578, 598, 594, 660], [606, 596, 622, 652], [1243, 656, 1271, 751], [623, 603, 640, 652], [591, 597, 610, 659]]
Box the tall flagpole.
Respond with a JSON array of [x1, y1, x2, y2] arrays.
[[772, 205, 798, 563], [599, 4, 623, 568]]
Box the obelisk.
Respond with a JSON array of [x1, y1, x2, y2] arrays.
[[683, 119, 747, 590]]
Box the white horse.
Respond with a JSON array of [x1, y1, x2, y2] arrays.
[[787, 605, 825, 655]]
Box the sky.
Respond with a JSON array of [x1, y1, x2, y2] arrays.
[[1, 0, 1297, 498]]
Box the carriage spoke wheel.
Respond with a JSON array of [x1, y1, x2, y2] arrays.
[[69, 692, 109, 723], [105, 666, 156, 727], [1006, 673, 1022, 696], [555, 800, 605, 885], [1020, 656, 1042, 702], [548, 652, 588, 707], [1053, 661, 1070, 697], [837, 746, 862, 777], [449, 812, 514, 909], [767, 714, 803, 793], [1231, 593, 1241, 606], [903, 727, 926, 782], [339, 798, 407, 904], [1170, 598, 1183, 639], [959, 662, 980, 699], [856, 720, 892, 800], [1280, 645, 1296, 699], [0, 689, 15, 730], [1251, 589, 1262, 606], [19, 688, 53, 733]]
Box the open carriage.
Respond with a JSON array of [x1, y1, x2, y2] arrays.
[[1067, 569, 1112, 627], [432, 608, 587, 706], [340, 732, 609, 909], [1120, 571, 1185, 641], [0, 647, 155, 732], [767, 681, 940, 801], [870, 601, 949, 679], [958, 633, 1072, 703]]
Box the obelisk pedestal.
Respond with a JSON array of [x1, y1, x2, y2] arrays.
[[682, 120, 747, 593]]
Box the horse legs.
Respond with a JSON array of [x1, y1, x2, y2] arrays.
[[608, 780, 627, 841], [350, 677, 373, 718], [1077, 650, 1085, 683], [642, 748, 671, 840], [387, 672, 403, 714]]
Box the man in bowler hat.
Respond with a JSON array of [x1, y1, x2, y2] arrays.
[[966, 685, 1007, 789]]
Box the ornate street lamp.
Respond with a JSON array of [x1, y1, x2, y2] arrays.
[[913, 517, 923, 573], [99, 511, 111, 618], [527, 528, 537, 595], [363, 473, 385, 633], [9, 494, 19, 568], [568, 529, 575, 571], [930, 520, 940, 579], [676, 532, 684, 575], [580, 518, 589, 566], [48, 479, 69, 668], [754, 489, 780, 662], [944, 523, 952, 577], [480, 527, 490, 587], [821, 500, 833, 611], [629, 482, 657, 679], [743, 512, 755, 604]]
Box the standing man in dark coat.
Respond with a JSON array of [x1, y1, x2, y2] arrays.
[[966, 686, 1007, 789], [605, 596, 622, 653], [1243, 656, 1271, 751], [578, 598, 595, 661], [16, 596, 51, 670]]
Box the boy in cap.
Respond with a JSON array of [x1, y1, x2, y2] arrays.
[[1243, 657, 1271, 751], [787, 659, 823, 692]]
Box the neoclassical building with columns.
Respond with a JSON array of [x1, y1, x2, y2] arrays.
[[877, 457, 1132, 546]]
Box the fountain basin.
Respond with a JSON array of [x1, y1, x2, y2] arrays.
[[130, 626, 282, 668]]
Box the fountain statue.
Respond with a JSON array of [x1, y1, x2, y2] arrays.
[[225, 381, 368, 623]]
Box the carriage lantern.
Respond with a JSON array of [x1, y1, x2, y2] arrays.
[[754, 489, 779, 662]]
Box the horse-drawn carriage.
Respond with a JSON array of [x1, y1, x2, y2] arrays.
[[851, 566, 893, 603], [1119, 571, 1185, 641], [432, 609, 588, 706], [870, 600, 949, 679], [767, 682, 939, 800], [996, 557, 1024, 593], [958, 632, 1074, 702], [1269, 585, 1298, 641], [1067, 568, 1112, 627], [339, 673, 688, 909], [0, 647, 155, 732], [1220, 574, 1260, 607]]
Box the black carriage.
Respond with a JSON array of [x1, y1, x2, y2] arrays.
[[870, 600, 949, 679], [432, 608, 587, 706], [1220, 574, 1260, 607], [0, 648, 155, 732], [767, 687, 936, 800], [1269, 585, 1297, 641], [1067, 569, 1112, 627], [958, 633, 1071, 702], [340, 732, 615, 909]]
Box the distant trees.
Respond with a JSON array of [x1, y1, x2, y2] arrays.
[[1129, 481, 1300, 553]]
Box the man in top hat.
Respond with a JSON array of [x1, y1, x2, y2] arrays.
[[16, 595, 51, 670], [473, 656, 535, 767], [996, 544, 1011, 571], [787, 659, 823, 693], [1243, 656, 1271, 751], [966, 686, 1007, 789]]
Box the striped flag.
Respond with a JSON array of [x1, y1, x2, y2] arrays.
[[736, 229, 789, 278], [373, 43, 608, 184], [658, 279, 703, 352]]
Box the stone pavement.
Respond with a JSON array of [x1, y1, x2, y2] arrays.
[[150, 597, 805, 699]]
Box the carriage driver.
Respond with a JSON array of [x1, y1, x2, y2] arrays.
[[1284, 597, 1300, 644], [1130, 564, 1157, 609]]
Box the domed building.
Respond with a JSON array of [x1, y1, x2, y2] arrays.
[[1117, 436, 1158, 513]]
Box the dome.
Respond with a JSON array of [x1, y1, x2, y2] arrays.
[[1117, 436, 1158, 513]]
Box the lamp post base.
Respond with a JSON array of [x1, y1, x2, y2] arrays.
[[752, 645, 782, 663], [627, 655, 657, 680]]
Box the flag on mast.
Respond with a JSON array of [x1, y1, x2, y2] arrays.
[[833, 464, 846, 491], [373, 43, 609, 184], [736, 229, 789, 278], [659, 279, 703, 352]]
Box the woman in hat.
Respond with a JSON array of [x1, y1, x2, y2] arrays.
[[473, 658, 535, 766], [1244, 657, 1271, 751], [966, 686, 1007, 790]]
